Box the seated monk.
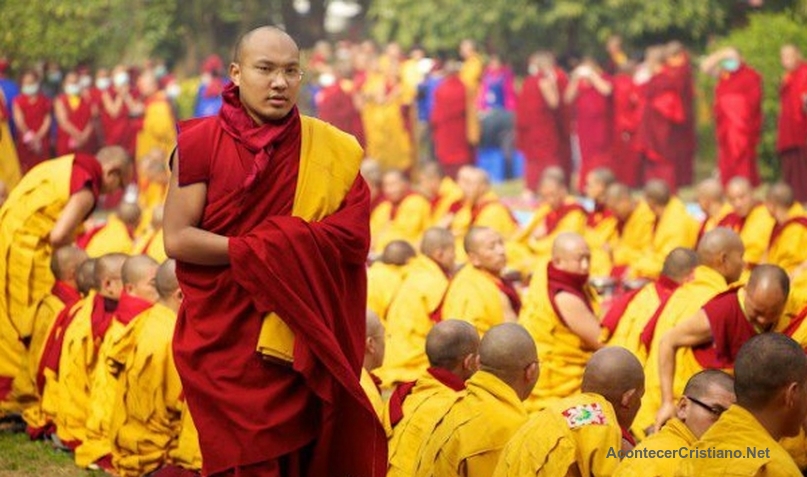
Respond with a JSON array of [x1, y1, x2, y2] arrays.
[[414, 323, 537, 477], [583, 167, 618, 278], [603, 182, 656, 279], [370, 169, 432, 254], [367, 240, 416, 322], [722, 176, 775, 268], [450, 167, 518, 263], [31, 258, 98, 439], [695, 178, 732, 243], [108, 260, 191, 477], [53, 253, 127, 450], [385, 320, 479, 477], [614, 370, 736, 477], [600, 247, 698, 364], [635, 228, 744, 436], [494, 347, 645, 477], [629, 179, 698, 279], [360, 310, 385, 419], [677, 334, 807, 476], [655, 265, 789, 430], [136, 152, 170, 233], [378, 227, 456, 387], [0, 146, 130, 414], [519, 232, 601, 410], [132, 204, 168, 263], [78, 202, 142, 258], [9, 246, 86, 428], [442, 227, 520, 334], [76, 255, 160, 470], [417, 162, 464, 227], [161, 405, 203, 477], [361, 158, 384, 213], [765, 182, 807, 281]]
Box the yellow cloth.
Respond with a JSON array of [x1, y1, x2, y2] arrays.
[[168, 404, 202, 471], [0, 120, 21, 188], [676, 405, 802, 477], [400, 59, 424, 106], [376, 255, 448, 387], [360, 368, 384, 420], [255, 116, 364, 363], [109, 303, 186, 477], [494, 392, 622, 477], [602, 281, 664, 365], [767, 203, 807, 274], [632, 198, 699, 279], [460, 55, 483, 91], [84, 214, 134, 258], [361, 73, 412, 171], [451, 191, 517, 264], [740, 204, 775, 266], [612, 200, 656, 269], [518, 261, 599, 411], [135, 94, 176, 163], [385, 370, 466, 477], [634, 265, 728, 436], [367, 261, 408, 322], [132, 227, 168, 263], [781, 427, 807, 471], [460, 55, 482, 146], [526, 206, 588, 259], [430, 177, 463, 226], [370, 193, 431, 253], [442, 265, 507, 334], [587, 213, 618, 278], [414, 371, 527, 477], [699, 203, 733, 238], [614, 418, 696, 477], [0, 155, 73, 408]]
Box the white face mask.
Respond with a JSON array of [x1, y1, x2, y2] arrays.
[[166, 83, 181, 99], [22, 84, 39, 96], [318, 73, 336, 87], [113, 72, 129, 87], [96, 77, 111, 90], [79, 75, 92, 89], [64, 84, 81, 96], [528, 64, 539, 75]]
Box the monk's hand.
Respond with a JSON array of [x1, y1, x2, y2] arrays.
[[531, 223, 548, 240], [655, 401, 676, 432]]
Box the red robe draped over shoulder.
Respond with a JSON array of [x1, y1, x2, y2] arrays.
[[777, 62, 807, 202], [572, 78, 613, 191], [431, 75, 472, 170], [693, 288, 757, 368], [55, 94, 93, 157], [610, 73, 641, 187], [315, 82, 365, 147], [666, 58, 696, 188], [636, 69, 683, 190], [715, 64, 762, 186]]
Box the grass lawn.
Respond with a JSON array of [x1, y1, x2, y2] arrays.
[[0, 431, 100, 476]]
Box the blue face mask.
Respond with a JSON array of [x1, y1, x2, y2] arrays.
[[721, 58, 740, 72]]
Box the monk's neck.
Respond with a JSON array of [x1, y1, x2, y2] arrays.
[[750, 407, 787, 441], [158, 298, 180, 314]]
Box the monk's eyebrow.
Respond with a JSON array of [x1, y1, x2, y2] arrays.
[[253, 59, 300, 67]]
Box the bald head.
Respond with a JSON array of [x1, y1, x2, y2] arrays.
[[726, 176, 755, 217], [767, 182, 795, 209], [95, 253, 127, 285], [683, 369, 735, 401], [420, 227, 454, 256], [76, 258, 98, 295], [121, 255, 159, 287], [360, 159, 382, 188], [679, 369, 736, 438], [118, 202, 141, 227], [582, 347, 645, 428], [781, 44, 803, 72], [96, 146, 132, 194], [366, 309, 384, 339], [696, 227, 744, 283], [419, 161, 445, 180], [697, 178, 724, 204], [660, 247, 698, 283], [747, 264, 790, 300], [644, 180, 671, 207], [234, 26, 297, 63], [381, 240, 416, 266], [155, 259, 179, 300], [478, 323, 538, 400], [541, 166, 567, 185], [50, 245, 88, 283], [425, 319, 480, 370], [365, 309, 385, 371], [551, 232, 591, 275]]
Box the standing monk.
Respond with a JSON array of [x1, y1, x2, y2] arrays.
[[12, 71, 52, 174], [430, 61, 473, 179], [163, 27, 386, 477], [54, 72, 95, 157], [701, 47, 763, 186], [777, 44, 807, 202]]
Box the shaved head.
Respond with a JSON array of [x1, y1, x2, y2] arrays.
[[478, 323, 538, 400], [747, 264, 790, 299], [683, 369, 735, 400], [121, 255, 159, 287], [660, 248, 698, 283], [360, 159, 383, 188], [644, 179, 671, 207], [551, 232, 591, 275], [95, 253, 127, 285], [464, 227, 507, 274], [726, 176, 755, 217], [155, 259, 179, 300], [50, 245, 88, 282], [234, 26, 297, 63], [582, 347, 645, 428], [76, 258, 98, 295], [541, 166, 566, 185], [767, 182, 795, 209], [96, 145, 130, 168], [381, 240, 416, 266], [421, 227, 454, 256], [604, 183, 635, 222], [365, 309, 385, 371], [697, 178, 724, 203], [696, 227, 745, 284], [419, 162, 445, 180], [679, 369, 736, 438], [118, 202, 142, 227], [366, 309, 384, 338], [425, 320, 480, 371]]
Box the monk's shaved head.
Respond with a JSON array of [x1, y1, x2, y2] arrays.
[[588, 167, 616, 188], [541, 166, 566, 185], [660, 248, 698, 283], [121, 255, 159, 287], [767, 182, 795, 209], [381, 240, 416, 266], [747, 264, 790, 299], [366, 309, 384, 338], [76, 258, 98, 295], [478, 323, 538, 400], [683, 369, 735, 401], [233, 26, 297, 63], [118, 202, 142, 227], [605, 183, 631, 202], [420, 227, 454, 256], [95, 253, 127, 284], [360, 159, 382, 188], [582, 347, 645, 429], [644, 179, 671, 207], [696, 227, 744, 283], [551, 232, 591, 275], [463, 226, 490, 255], [697, 178, 724, 202], [50, 245, 88, 282], [365, 309, 385, 371], [96, 145, 130, 168], [551, 232, 588, 260], [155, 259, 179, 300], [679, 369, 737, 438], [426, 319, 480, 370], [726, 176, 752, 194], [419, 162, 445, 180]]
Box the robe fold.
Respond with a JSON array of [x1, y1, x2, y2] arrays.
[[55, 94, 94, 156], [667, 58, 696, 188], [414, 371, 527, 477], [77, 214, 135, 258], [366, 261, 408, 322], [611, 201, 657, 274], [494, 392, 622, 477], [614, 418, 696, 477], [516, 72, 567, 189], [431, 76, 472, 170], [442, 265, 509, 334], [429, 177, 463, 226], [778, 63, 807, 202], [99, 90, 134, 152], [12, 93, 51, 173], [360, 368, 384, 419], [631, 198, 698, 279], [714, 64, 763, 186], [636, 69, 683, 189], [168, 403, 203, 473], [718, 204, 775, 266]]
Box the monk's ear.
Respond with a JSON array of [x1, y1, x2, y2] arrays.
[[675, 396, 689, 420], [174, 289, 184, 302], [365, 336, 375, 355], [525, 361, 539, 383], [621, 388, 637, 409], [783, 381, 801, 410], [463, 353, 478, 373], [230, 62, 241, 86]]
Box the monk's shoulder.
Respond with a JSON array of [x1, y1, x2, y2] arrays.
[[301, 115, 363, 159]]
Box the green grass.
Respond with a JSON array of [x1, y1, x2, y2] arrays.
[[0, 432, 100, 476]]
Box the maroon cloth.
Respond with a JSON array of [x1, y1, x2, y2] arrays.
[[636, 69, 683, 191], [431, 75, 472, 167], [587, 203, 612, 229], [387, 367, 466, 428], [174, 85, 385, 476], [782, 148, 807, 203], [35, 291, 90, 394], [69, 152, 103, 199], [610, 73, 641, 187], [601, 276, 679, 336], [151, 466, 201, 477], [55, 94, 94, 156], [545, 202, 586, 234], [666, 58, 696, 187], [692, 288, 757, 368], [547, 263, 593, 326], [113, 292, 153, 326], [784, 304, 807, 338], [769, 216, 807, 248], [777, 62, 807, 154], [99, 90, 134, 152], [496, 276, 522, 315], [90, 295, 119, 349], [572, 77, 613, 191], [638, 277, 685, 349], [315, 83, 365, 147], [622, 427, 637, 447], [717, 211, 747, 233], [12, 93, 52, 172], [715, 64, 763, 186], [516, 72, 568, 189], [75, 223, 105, 250]]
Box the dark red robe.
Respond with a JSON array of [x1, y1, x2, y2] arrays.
[[611, 73, 641, 187], [55, 94, 93, 157], [715, 64, 763, 186], [12, 93, 52, 172], [778, 62, 807, 202], [693, 288, 759, 368], [315, 83, 365, 148], [636, 69, 683, 191], [431, 75, 472, 176], [99, 90, 134, 153], [572, 77, 613, 191], [666, 58, 696, 188]]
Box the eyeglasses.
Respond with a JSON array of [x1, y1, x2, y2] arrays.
[[254, 65, 304, 83], [686, 395, 727, 417]]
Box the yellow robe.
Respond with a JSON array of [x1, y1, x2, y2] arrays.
[[767, 203, 807, 274], [370, 193, 432, 253], [109, 303, 184, 477], [509, 201, 588, 274], [518, 261, 599, 411], [84, 214, 134, 258], [361, 74, 412, 171], [0, 119, 21, 188], [739, 204, 775, 266], [367, 261, 408, 322], [360, 368, 384, 420], [132, 227, 168, 263], [634, 265, 728, 436], [430, 177, 463, 226], [168, 404, 203, 472], [612, 201, 656, 270], [385, 370, 466, 477], [442, 265, 507, 334], [586, 211, 619, 278], [452, 191, 518, 263], [676, 405, 802, 477], [698, 203, 733, 240], [632, 198, 699, 279], [414, 371, 527, 477], [601, 281, 666, 365], [494, 392, 622, 477], [614, 418, 696, 477], [0, 155, 74, 408], [135, 94, 176, 163], [377, 255, 449, 387]]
